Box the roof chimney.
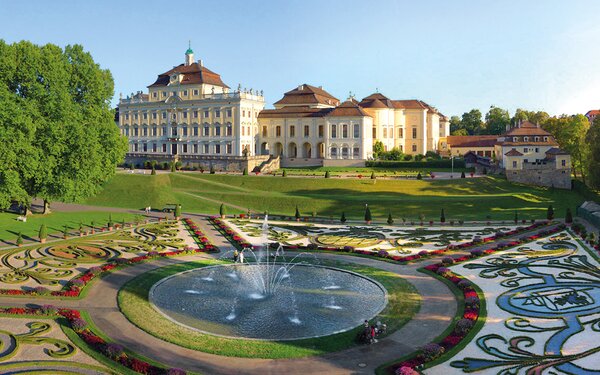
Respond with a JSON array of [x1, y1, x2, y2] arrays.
[[198, 59, 203, 67]]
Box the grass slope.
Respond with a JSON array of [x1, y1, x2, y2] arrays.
[[83, 173, 588, 221]]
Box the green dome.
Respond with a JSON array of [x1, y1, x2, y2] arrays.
[[186, 47, 194, 54]]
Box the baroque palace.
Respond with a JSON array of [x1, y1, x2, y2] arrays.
[[117, 48, 449, 170]]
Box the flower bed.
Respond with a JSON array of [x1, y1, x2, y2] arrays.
[[210, 216, 560, 265], [0, 306, 186, 374], [182, 218, 217, 253], [0, 219, 217, 298]]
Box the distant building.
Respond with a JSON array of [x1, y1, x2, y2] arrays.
[[586, 110, 600, 124], [439, 135, 498, 158], [117, 47, 275, 172], [258, 86, 449, 167]]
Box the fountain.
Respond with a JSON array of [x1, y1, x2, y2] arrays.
[[149, 215, 388, 340]]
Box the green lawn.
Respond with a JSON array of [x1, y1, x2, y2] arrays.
[[281, 166, 471, 175], [0, 211, 141, 244], [82, 173, 591, 221]]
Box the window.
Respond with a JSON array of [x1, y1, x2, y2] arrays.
[[182, 127, 188, 137], [290, 126, 295, 137], [331, 147, 337, 157], [171, 127, 177, 136], [513, 137, 519, 142], [215, 126, 221, 136], [193, 126, 198, 136], [193, 144, 198, 153], [513, 161, 517, 168], [152, 92, 157, 98], [204, 110, 209, 118], [133, 127, 138, 137], [276, 126, 281, 137], [141, 143, 146, 152], [226, 124, 232, 136], [342, 124, 348, 138], [182, 90, 188, 96], [523, 148, 528, 153], [242, 110, 246, 117], [524, 159, 529, 163], [125, 114, 129, 120], [342, 147, 349, 158], [543, 136, 549, 141], [226, 109, 232, 117], [331, 125, 337, 138], [161, 144, 166, 153], [134, 114, 139, 120], [215, 110, 221, 117], [353, 124, 360, 138], [412, 144, 417, 152], [412, 128, 417, 139], [182, 144, 188, 153], [162, 126, 167, 135], [203, 125, 210, 136], [242, 127, 245, 136], [203, 144, 209, 154], [383, 128, 387, 138], [262, 126, 267, 137], [535, 147, 539, 152], [152, 143, 157, 152], [535, 136, 540, 142], [171, 91, 176, 97], [524, 137, 529, 142], [193, 111, 198, 118], [561, 159, 566, 167], [398, 128, 403, 138], [226, 143, 232, 154], [353, 147, 360, 158], [162, 112, 167, 119], [304, 125, 309, 137], [142, 127, 147, 137], [318, 125, 324, 137], [143, 113, 147, 120], [162, 91, 167, 97], [171, 113, 176, 120], [152, 112, 157, 120], [193, 89, 199, 96], [215, 144, 221, 154], [183, 112, 187, 119], [134, 143, 138, 152]]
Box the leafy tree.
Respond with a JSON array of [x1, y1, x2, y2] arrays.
[[38, 224, 47, 242], [340, 212, 346, 223], [364, 205, 372, 223], [440, 208, 446, 223], [485, 106, 510, 135], [547, 205, 554, 220], [586, 118, 600, 189], [461, 109, 484, 135], [449, 116, 463, 135], [511, 109, 549, 128], [373, 141, 385, 159], [0, 41, 127, 212], [219, 203, 225, 217], [545, 115, 590, 182], [387, 212, 394, 225], [16, 232, 23, 246], [295, 205, 300, 220]]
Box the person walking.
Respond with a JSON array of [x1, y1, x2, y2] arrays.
[[233, 249, 239, 262], [239, 250, 245, 263]]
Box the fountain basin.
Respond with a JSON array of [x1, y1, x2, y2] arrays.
[[149, 264, 388, 340]]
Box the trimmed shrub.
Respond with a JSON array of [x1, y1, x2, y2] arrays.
[[364, 205, 372, 222], [16, 232, 23, 246], [343, 245, 355, 252], [104, 343, 125, 359], [455, 318, 474, 335], [441, 257, 454, 265], [294, 205, 300, 220], [39, 224, 47, 241], [416, 172, 422, 180], [565, 208, 573, 223], [282, 170, 287, 177], [70, 318, 88, 332], [387, 212, 394, 225], [440, 208, 446, 223], [325, 171, 330, 178], [242, 167, 248, 175], [421, 343, 445, 361], [340, 212, 347, 223], [457, 280, 472, 290], [41, 305, 58, 315], [370, 171, 376, 179], [219, 204, 226, 217], [210, 166, 216, 174], [461, 171, 466, 178], [547, 205, 554, 220]]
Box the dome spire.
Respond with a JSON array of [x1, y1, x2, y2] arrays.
[[185, 41, 194, 66]]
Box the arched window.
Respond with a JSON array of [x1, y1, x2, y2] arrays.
[[331, 147, 338, 157], [226, 123, 232, 136]]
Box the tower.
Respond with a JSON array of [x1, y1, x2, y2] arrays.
[[185, 41, 194, 66]]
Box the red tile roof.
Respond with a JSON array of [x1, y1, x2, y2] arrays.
[[446, 135, 498, 148], [148, 63, 229, 88], [502, 121, 552, 136], [258, 101, 371, 119], [327, 101, 371, 117], [505, 149, 523, 156], [359, 93, 394, 108], [586, 110, 600, 116], [274, 84, 339, 107]]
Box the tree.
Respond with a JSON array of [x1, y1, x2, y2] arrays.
[[364, 205, 372, 223], [370, 172, 376, 180], [440, 208, 446, 223], [387, 212, 394, 225], [151, 165, 156, 175], [107, 214, 113, 229], [340, 211, 347, 223], [210, 166, 216, 174], [416, 172, 422, 180], [485, 106, 510, 135], [449, 115, 463, 135], [294, 205, 300, 220], [565, 208, 573, 224], [0, 41, 127, 213], [170, 161, 176, 172], [39, 224, 47, 243], [373, 141, 385, 159], [282, 170, 287, 177], [219, 203, 225, 218], [547, 205, 554, 220], [325, 171, 330, 178], [175, 204, 181, 219], [242, 167, 248, 176], [545, 115, 590, 182], [586, 118, 600, 189], [461, 109, 484, 135], [460, 171, 466, 178], [16, 232, 23, 247]]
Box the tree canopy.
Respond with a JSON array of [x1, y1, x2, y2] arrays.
[[586, 117, 600, 189], [0, 40, 127, 210]]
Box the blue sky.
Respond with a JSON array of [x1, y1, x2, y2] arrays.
[[2, 0, 599, 117]]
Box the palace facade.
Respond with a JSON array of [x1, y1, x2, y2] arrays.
[[118, 49, 449, 169]]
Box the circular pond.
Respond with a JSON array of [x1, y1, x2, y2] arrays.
[[149, 264, 387, 340]]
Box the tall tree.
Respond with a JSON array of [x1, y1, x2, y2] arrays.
[[461, 109, 484, 135], [0, 41, 127, 212], [485, 106, 510, 135], [449, 115, 463, 135], [586, 118, 600, 189]]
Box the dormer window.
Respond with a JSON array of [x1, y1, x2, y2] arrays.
[[543, 136, 549, 141], [169, 74, 180, 84], [524, 137, 529, 142], [535, 136, 539, 142], [513, 137, 518, 142]]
